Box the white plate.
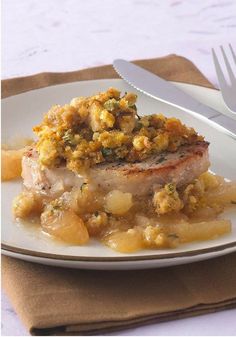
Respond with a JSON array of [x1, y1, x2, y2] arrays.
[[2, 79, 236, 270]]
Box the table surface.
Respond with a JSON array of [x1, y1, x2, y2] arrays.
[[2, 0, 236, 335]]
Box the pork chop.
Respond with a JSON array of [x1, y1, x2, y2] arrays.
[[22, 141, 209, 196]]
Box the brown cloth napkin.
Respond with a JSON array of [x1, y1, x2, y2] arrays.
[[2, 55, 236, 335], [2, 54, 214, 98]]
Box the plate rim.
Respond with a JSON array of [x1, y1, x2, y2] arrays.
[[1, 75, 219, 100], [2, 241, 236, 262], [2, 79, 236, 263]]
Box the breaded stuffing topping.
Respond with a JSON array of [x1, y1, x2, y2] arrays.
[[33, 88, 203, 172]]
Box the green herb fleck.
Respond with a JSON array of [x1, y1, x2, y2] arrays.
[[53, 205, 61, 210], [62, 130, 77, 146], [165, 183, 176, 195], [80, 183, 87, 192], [104, 99, 119, 111], [135, 121, 142, 130], [157, 156, 165, 164], [101, 147, 113, 157]]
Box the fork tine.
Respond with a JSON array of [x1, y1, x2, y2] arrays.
[[220, 45, 236, 84], [229, 43, 236, 65], [212, 48, 228, 88]]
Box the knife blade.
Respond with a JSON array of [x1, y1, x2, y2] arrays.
[[113, 59, 236, 139]]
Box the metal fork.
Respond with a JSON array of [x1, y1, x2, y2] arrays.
[[212, 44, 236, 113]]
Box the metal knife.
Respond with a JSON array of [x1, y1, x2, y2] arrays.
[[113, 59, 236, 139]]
